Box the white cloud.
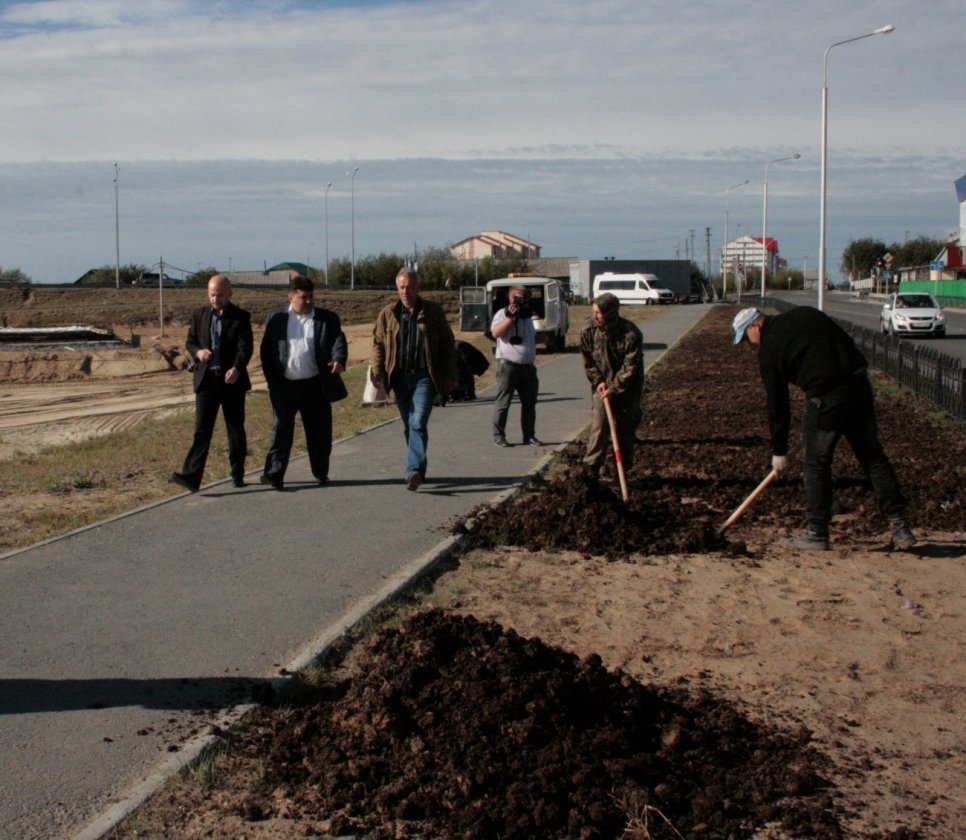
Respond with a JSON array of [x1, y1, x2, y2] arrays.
[[0, 1, 960, 282], [0, 0, 961, 162]]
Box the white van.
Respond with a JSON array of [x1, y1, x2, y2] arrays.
[[459, 274, 570, 351], [592, 273, 674, 305]]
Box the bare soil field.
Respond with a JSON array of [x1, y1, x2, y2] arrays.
[[114, 307, 964, 839], [0, 286, 454, 459]]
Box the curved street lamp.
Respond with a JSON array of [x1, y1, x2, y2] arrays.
[[723, 180, 748, 299], [323, 182, 332, 287], [761, 154, 800, 304], [818, 24, 894, 310], [348, 167, 359, 290]]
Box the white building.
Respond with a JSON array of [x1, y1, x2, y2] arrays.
[[719, 235, 782, 277]]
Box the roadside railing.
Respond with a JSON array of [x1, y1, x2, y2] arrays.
[[765, 297, 965, 420]]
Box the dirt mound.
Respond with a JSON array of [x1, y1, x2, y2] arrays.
[[463, 307, 963, 558], [232, 610, 839, 839]]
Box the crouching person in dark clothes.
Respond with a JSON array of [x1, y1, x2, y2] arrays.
[[580, 293, 644, 477], [732, 306, 915, 551]]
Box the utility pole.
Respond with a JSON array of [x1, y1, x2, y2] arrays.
[[158, 256, 165, 337], [113, 163, 121, 289], [704, 228, 712, 285], [688, 229, 695, 264]]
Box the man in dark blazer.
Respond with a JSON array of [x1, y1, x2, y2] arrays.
[[259, 275, 348, 489], [172, 274, 253, 492]]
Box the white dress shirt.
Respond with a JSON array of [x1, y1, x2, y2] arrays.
[[284, 307, 320, 380]]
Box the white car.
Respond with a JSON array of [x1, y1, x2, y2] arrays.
[[880, 292, 945, 338]]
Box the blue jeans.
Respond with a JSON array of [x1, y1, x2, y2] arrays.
[[391, 371, 436, 479]]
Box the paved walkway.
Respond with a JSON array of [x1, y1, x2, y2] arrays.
[[0, 303, 712, 839]]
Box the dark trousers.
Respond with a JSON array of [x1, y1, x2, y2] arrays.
[[802, 371, 906, 536], [181, 373, 247, 484], [492, 360, 538, 442], [583, 390, 641, 471], [264, 376, 332, 482]]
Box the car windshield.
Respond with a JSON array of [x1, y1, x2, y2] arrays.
[[895, 294, 937, 309]]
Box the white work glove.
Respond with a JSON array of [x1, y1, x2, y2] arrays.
[[771, 455, 788, 474]]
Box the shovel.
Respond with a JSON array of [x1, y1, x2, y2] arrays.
[[716, 468, 778, 537], [602, 393, 629, 503]]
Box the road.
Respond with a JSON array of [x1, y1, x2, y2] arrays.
[[767, 290, 966, 368]]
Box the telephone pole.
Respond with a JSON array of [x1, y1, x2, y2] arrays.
[[704, 227, 712, 283]]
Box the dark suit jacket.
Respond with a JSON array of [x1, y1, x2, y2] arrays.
[[186, 302, 253, 393], [260, 306, 348, 397]]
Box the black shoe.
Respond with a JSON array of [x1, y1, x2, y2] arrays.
[[406, 472, 423, 492], [784, 531, 830, 551], [171, 472, 199, 493], [524, 437, 544, 446], [889, 520, 916, 550], [231, 477, 246, 488], [259, 474, 283, 490], [494, 437, 509, 447], [317, 475, 329, 486]]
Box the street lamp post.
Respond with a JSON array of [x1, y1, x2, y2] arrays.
[[761, 154, 800, 304], [113, 162, 121, 289], [323, 182, 332, 287], [348, 167, 359, 290], [818, 24, 894, 311], [723, 180, 748, 300]]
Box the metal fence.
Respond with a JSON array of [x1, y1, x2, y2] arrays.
[[765, 297, 965, 421]]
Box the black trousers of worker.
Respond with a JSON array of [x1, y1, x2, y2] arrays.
[[802, 370, 906, 537], [263, 376, 332, 483], [180, 371, 247, 485]]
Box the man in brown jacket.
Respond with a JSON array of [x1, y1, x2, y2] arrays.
[[580, 292, 644, 477], [371, 267, 457, 490]]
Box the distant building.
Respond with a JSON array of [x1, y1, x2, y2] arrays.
[[720, 236, 782, 277], [227, 263, 305, 287], [450, 231, 541, 260]]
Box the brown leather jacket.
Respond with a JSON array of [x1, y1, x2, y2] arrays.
[[371, 298, 457, 401]]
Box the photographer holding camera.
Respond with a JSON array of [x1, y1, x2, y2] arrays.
[[491, 285, 543, 447]]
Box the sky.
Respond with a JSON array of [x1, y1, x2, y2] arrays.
[[0, 0, 962, 284]]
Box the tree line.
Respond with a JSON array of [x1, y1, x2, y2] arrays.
[[839, 236, 945, 280], [71, 248, 532, 289]]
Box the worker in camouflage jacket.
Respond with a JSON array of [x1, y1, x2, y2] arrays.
[[580, 292, 644, 476]]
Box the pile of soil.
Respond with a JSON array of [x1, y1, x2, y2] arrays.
[[463, 307, 963, 557], [224, 610, 840, 839]]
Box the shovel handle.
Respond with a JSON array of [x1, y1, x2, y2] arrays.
[[717, 468, 778, 535], [602, 393, 629, 503]]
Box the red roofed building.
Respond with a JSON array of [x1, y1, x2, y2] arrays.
[[450, 230, 540, 260], [720, 235, 782, 278]]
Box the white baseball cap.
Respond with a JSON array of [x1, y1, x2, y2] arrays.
[[732, 308, 761, 344]]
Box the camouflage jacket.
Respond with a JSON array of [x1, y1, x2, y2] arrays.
[[580, 316, 644, 396]]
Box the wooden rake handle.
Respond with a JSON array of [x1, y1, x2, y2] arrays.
[[602, 393, 629, 503], [717, 468, 778, 536]]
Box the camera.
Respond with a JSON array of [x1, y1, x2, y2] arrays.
[[507, 290, 533, 320]]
